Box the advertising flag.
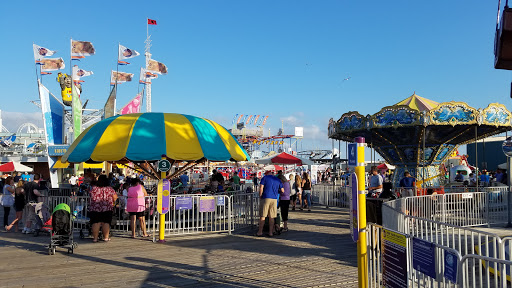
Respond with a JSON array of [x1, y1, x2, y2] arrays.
[[38, 80, 64, 145], [72, 65, 93, 81], [71, 39, 95, 59], [111, 71, 134, 85], [148, 19, 157, 25], [147, 59, 168, 75], [246, 115, 253, 125], [236, 114, 244, 124], [257, 115, 265, 126], [118, 44, 140, 65], [232, 114, 238, 125], [120, 92, 142, 115], [241, 115, 248, 124], [71, 83, 82, 141], [262, 116, 269, 126], [139, 67, 157, 84], [33, 44, 56, 61], [103, 85, 116, 119], [253, 115, 260, 125], [40, 58, 65, 71]]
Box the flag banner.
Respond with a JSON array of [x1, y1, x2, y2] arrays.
[[262, 116, 269, 126], [241, 115, 248, 124], [257, 115, 264, 126], [118, 44, 140, 64], [38, 80, 64, 145], [33, 44, 56, 61], [139, 67, 157, 84], [246, 115, 253, 125], [41, 71, 52, 75], [148, 19, 157, 25], [103, 85, 116, 119], [232, 114, 238, 125], [71, 83, 82, 141], [71, 39, 95, 59], [253, 115, 260, 125], [120, 92, 142, 115], [40, 58, 65, 71], [147, 59, 168, 74], [111, 71, 134, 85], [236, 114, 244, 124], [72, 65, 93, 81]]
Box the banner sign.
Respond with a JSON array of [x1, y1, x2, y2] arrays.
[[348, 143, 357, 166], [103, 85, 116, 119], [412, 237, 436, 279], [157, 179, 170, 214], [350, 173, 358, 242], [39, 81, 65, 145], [199, 196, 215, 212], [48, 145, 70, 156], [72, 84, 82, 141], [217, 197, 225, 206], [175, 197, 192, 210], [382, 229, 408, 288]]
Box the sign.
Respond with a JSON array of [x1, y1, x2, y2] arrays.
[[199, 196, 216, 212], [48, 145, 70, 156], [412, 237, 436, 279], [294, 127, 303, 137], [310, 165, 319, 184], [217, 197, 225, 206], [462, 193, 473, 199], [444, 251, 458, 283], [157, 179, 170, 214], [503, 136, 512, 157], [72, 84, 82, 141], [382, 229, 408, 288], [175, 197, 192, 210], [350, 173, 358, 242], [39, 81, 65, 145], [348, 143, 357, 167], [158, 159, 171, 172]]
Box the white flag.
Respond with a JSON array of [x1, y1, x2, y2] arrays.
[[139, 67, 157, 84], [111, 70, 134, 85], [72, 65, 93, 81], [118, 44, 140, 63], [33, 44, 56, 61]]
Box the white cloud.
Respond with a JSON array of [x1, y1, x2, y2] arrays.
[[2, 111, 43, 133]]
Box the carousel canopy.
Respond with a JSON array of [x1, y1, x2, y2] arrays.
[[328, 93, 512, 167], [62, 113, 250, 163]]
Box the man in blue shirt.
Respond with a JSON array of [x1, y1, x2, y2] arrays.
[[179, 172, 189, 191], [399, 171, 416, 197], [256, 171, 284, 237]]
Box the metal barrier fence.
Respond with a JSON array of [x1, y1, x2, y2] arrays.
[[37, 191, 259, 240], [367, 222, 512, 288], [311, 184, 350, 208]]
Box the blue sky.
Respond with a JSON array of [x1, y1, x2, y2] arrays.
[[0, 1, 510, 157]]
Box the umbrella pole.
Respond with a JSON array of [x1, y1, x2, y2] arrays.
[[159, 156, 167, 242]]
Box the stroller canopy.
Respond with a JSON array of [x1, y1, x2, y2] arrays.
[[53, 203, 70, 214]]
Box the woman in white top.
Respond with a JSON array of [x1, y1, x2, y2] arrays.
[[2, 176, 15, 229]]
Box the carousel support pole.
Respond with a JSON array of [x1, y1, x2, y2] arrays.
[[159, 156, 166, 242]]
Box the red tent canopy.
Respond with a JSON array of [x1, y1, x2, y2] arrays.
[[255, 152, 313, 166], [0, 161, 33, 172]]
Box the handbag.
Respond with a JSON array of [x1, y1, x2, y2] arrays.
[[1, 193, 14, 206]]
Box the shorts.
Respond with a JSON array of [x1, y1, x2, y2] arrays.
[[129, 211, 144, 218], [25, 203, 36, 222], [290, 194, 297, 203], [89, 211, 113, 225], [259, 198, 277, 218]]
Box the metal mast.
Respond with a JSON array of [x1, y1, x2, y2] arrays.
[[145, 21, 152, 112]]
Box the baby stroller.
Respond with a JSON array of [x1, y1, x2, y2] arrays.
[[33, 202, 52, 237], [48, 203, 77, 255]]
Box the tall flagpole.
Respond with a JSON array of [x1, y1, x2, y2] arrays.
[[115, 43, 120, 115], [145, 18, 152, 112]]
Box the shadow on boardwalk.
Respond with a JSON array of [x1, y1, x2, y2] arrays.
[[0, 207, 358, 288]]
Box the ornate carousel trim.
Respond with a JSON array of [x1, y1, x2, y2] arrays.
[[428, 101, 478, 127]]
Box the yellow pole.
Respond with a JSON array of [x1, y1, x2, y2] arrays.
[[355, 137, 368, 288], [159, 156, 166, 242]]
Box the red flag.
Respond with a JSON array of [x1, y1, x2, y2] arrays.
[[148, 19, 157, 25]]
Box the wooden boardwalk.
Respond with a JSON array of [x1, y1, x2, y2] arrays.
[[0, 207, 358, 288]]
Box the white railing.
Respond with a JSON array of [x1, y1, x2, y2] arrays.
[[311, 184, 350, 208]]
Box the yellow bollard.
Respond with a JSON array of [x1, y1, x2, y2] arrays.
[[355, 137, 368, 288], [158, 156, 168, 242]]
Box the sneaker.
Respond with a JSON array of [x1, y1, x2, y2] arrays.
[[22, 228, 27, 234]]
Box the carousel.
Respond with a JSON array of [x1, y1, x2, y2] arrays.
[[328, 93, 512, 187]]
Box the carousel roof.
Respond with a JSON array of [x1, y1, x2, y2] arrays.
[[394, 93, 439, 112], [328, 94, 512, 167]]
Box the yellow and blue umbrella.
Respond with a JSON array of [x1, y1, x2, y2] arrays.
[[62, 113, 250, 163]]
